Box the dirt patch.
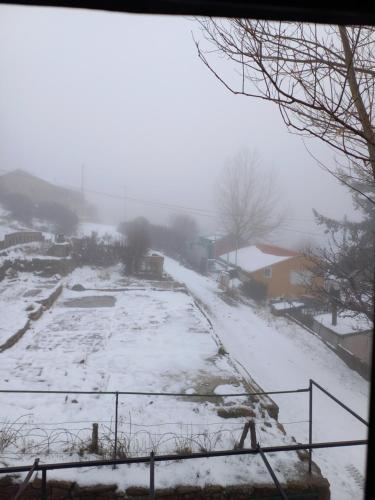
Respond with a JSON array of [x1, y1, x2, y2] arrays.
[[180, 373, 251, 405], [22, 288, 42, 297], [63, 295, 116, 308], [217, 406, 256, 419]]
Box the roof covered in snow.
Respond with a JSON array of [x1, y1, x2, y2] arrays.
[[224, 244, 297, 273], [314, 312, 372, 336]]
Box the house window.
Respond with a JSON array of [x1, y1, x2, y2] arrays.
[[264, 267, 272, 279], [290, 270, 313, 286]]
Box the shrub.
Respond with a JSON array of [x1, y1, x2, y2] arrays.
[[35, 202, 78, 235], [241, 278, 267, 302], [0, 191, 35, 225]]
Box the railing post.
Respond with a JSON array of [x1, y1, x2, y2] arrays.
[[258, 446, 289, 500], [249, 420, 257, 450], [113, 392, 119, 470], [149, 451, 155, 500], [309, 379, 313, 474], [41, 469, 47, 500], [13, 458, 39, 500]]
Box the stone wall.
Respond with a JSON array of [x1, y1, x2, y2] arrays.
[[286, 313, 371, 381], [0, 231, 44, 251], [0, 258, 75, 280], [0, 475, 330, 500], [0, 284, 63, 352]]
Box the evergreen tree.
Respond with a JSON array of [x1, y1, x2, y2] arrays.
[[310, 184, 374, 321]]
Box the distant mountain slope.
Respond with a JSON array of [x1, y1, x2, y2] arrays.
[[0, 169, 97, 219]]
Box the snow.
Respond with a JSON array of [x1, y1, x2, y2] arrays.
[[0, 265, 303, 490], [0, 272, 62, 346], [163, 256, 369, 500], [0, 222, 32, 240], [0, 225, 12, 240], [224, 245, 292, 273], [76, 222, 123, 240], [272, 301, 304, 311], [214, 384, 246, 395], [0, 241, 59, 268], [230, 278, 242, 288], [0, 257, 370, 496], [314, 312, 372, 335]]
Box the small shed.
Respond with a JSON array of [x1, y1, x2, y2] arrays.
[[313, 312, 373, 367], [140, 254, 164, 278], [270, 300, 305, 316]]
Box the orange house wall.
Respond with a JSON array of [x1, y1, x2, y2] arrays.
[[248, 255, 318, 299]]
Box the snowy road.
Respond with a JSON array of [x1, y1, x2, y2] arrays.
[[164, 257, 370, 500]]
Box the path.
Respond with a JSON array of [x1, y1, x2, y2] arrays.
[[164, 256, 370, 500]]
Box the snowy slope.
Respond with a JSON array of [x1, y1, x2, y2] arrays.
[[164, 256, 370, 500], [0, 266, 306, 490], [76, 222, 123, 240]]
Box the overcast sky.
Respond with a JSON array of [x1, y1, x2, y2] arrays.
[[0, 5, 356, 248]]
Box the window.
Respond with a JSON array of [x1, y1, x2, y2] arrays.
[[264, 267, 272, 279], [290, 270, 313, 286]]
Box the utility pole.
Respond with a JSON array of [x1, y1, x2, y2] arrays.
[[81, 164, 85, 199], [123, 185, 126, 222], [81, 164, 85, 219]]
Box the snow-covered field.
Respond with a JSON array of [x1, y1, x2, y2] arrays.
[[76, 222, 124, 240], [0, 265, 307, 490], [0, 272, 61, 346], [163, 257, 370, 500]]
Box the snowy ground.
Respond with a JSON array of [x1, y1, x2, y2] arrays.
[[163, 257, 370, 500], [0, 265, 307, 490], [0, 271, 61, 346], [76, 222, 124, 241]]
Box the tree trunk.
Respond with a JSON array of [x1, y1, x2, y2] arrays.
[[332, 302, 338, 326], [339, 25, 375, 181]]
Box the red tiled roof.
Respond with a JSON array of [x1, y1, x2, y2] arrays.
[[255, 243, 299, 257]]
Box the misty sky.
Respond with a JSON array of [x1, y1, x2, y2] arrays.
[[0, 5, 356, 248]]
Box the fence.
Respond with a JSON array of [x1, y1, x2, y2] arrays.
[[0, 231, 44, 251], [0, 379, 368, 500]]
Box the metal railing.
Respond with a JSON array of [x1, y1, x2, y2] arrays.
[[12, 458, 39, 500], [0, 379, 369, 500]]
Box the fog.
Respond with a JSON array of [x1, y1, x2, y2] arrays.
[[0, 5, 355, 248]]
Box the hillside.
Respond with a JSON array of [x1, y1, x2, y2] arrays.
[[164, 257, 369, 500]]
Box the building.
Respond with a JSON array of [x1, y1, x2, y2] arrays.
[[0, 169, 97, 220], [313, 312, 372, 367], [222, 243, 318, 299], [139, 254, 164, 278], [187, 233, 248, 274]]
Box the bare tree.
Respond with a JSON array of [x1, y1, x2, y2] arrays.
[[118, 217, 151, 275], [216, 151, 285, 262], [169, 213, 199, 257], [195, 21, 375, 194]]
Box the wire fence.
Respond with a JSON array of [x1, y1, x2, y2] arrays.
[[0, 386, 308, 460], [0, 379, 369, 500]]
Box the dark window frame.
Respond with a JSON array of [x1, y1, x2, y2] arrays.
[[1, 1, 373, 498]]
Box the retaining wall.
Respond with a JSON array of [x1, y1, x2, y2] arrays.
[[0, 284, 63, 352], [0, 475, 330, 500], [0, 231, 44, 251]]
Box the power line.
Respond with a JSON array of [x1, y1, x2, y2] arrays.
[[0, 168, 316, 221], [0, 168, 323, 235]]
